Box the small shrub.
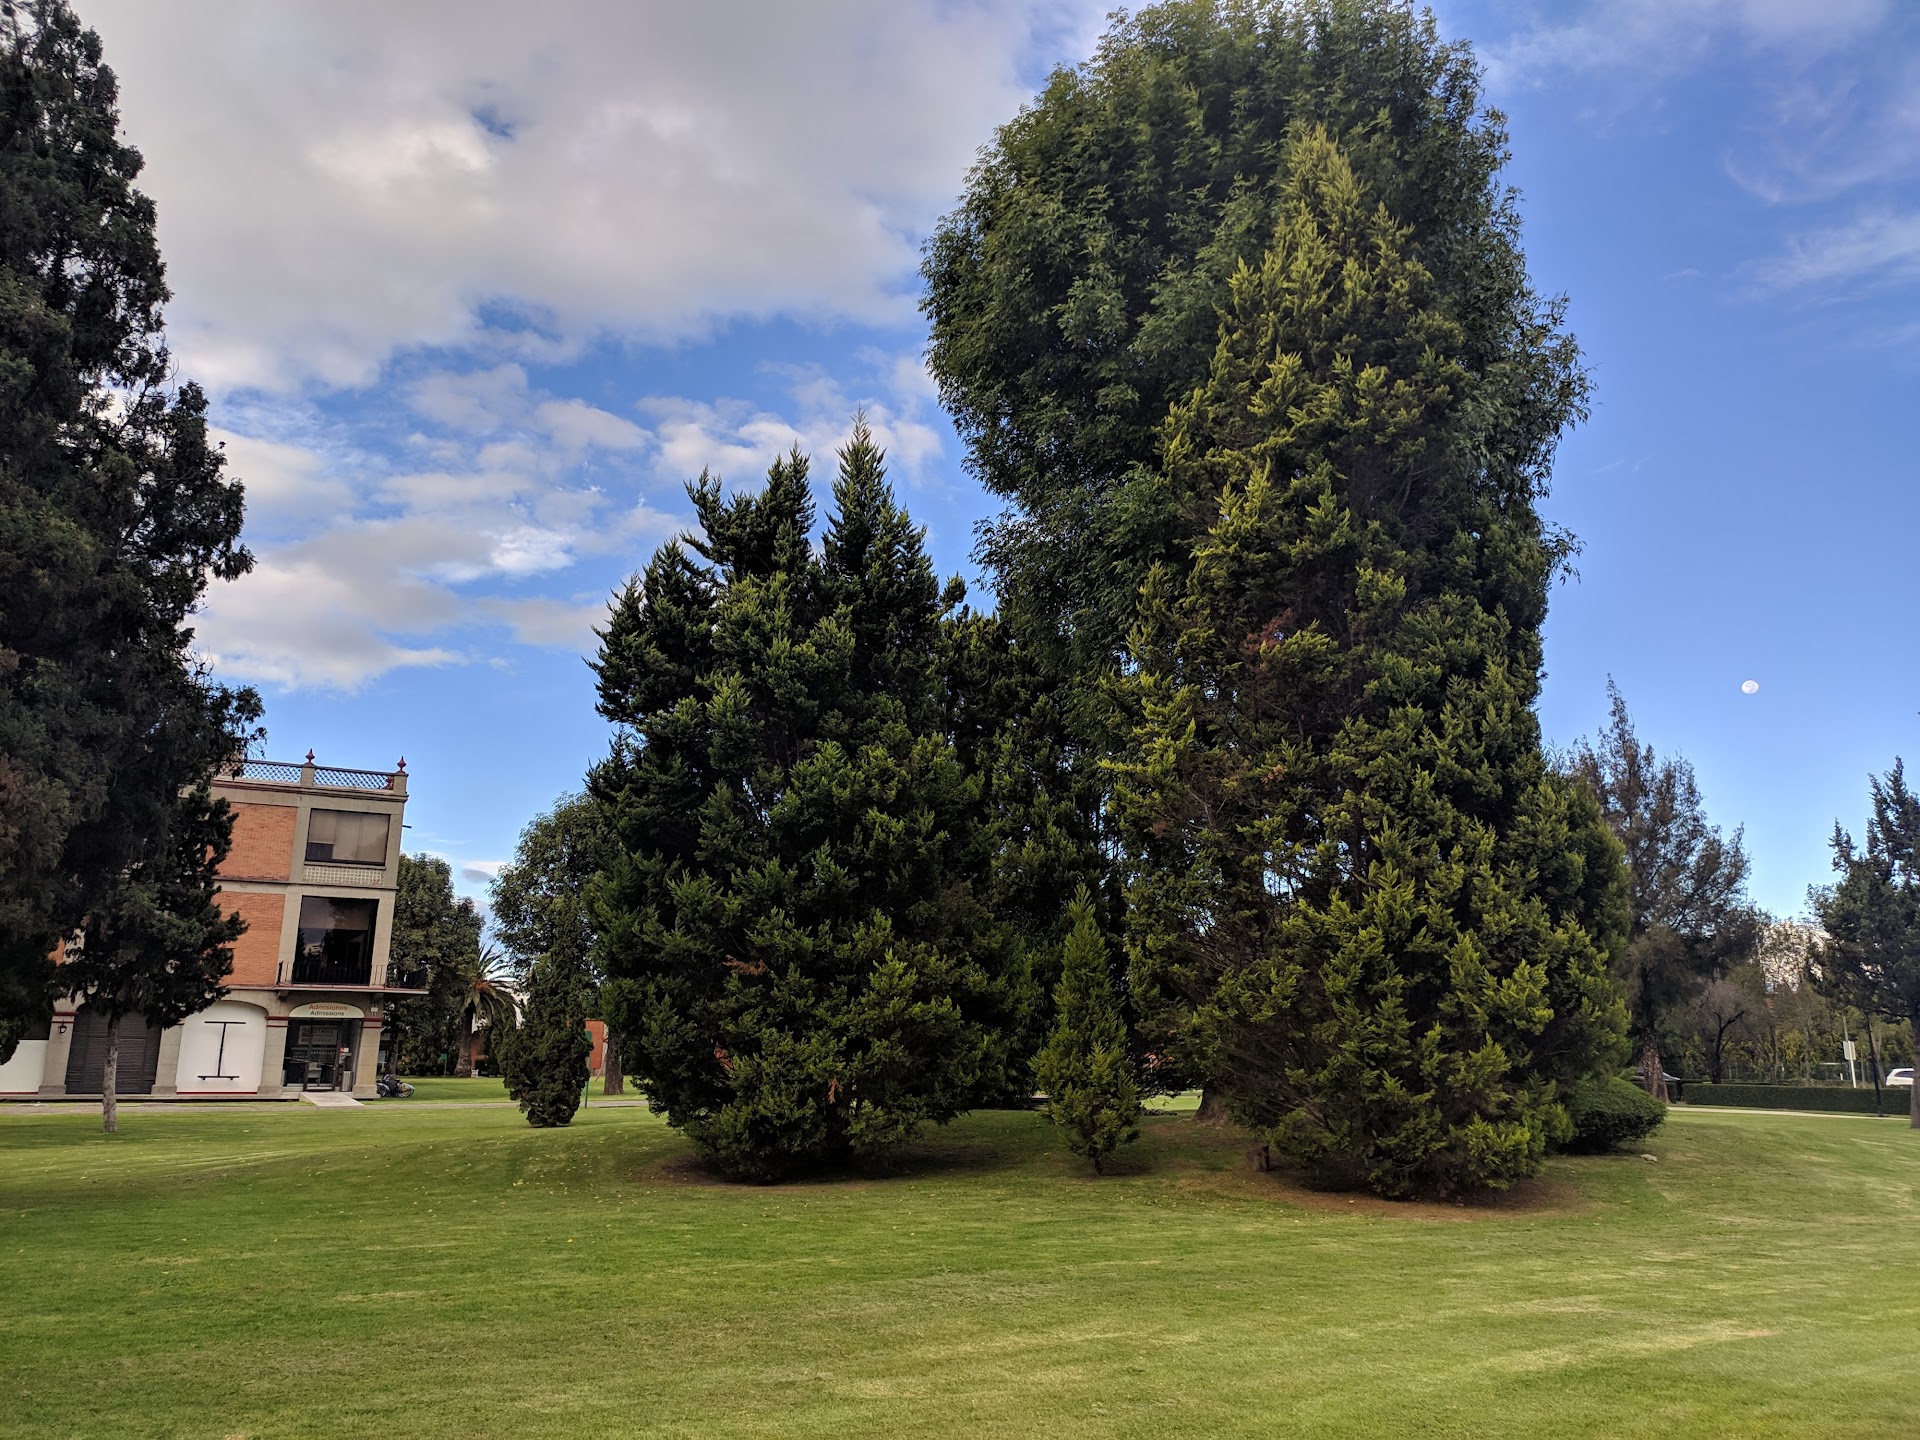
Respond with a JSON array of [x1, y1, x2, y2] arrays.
[[1034, 890, 1140, 1173], [1561, 1075, 1666, 1153]]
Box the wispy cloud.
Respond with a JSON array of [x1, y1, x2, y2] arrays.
[[1482, 0, 1890, 90], [1749, 211, 1920, 292], [194, 351, 944, 691]]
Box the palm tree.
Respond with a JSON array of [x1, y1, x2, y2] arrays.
[[451, 943, 519, 1077]]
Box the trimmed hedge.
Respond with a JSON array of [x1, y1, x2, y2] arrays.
[[1682, 1083, 1916, 1116], [1561, 1075, 1667, 1153]]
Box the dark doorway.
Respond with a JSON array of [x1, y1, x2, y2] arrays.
[[283, 1019, 357, 1090], [63, 1009, 161, 1095]]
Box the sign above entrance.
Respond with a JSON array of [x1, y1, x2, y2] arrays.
[[288, 1002, 365, 1020]]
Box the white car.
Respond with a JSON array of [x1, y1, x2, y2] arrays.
[[1887, 1068, 1914, 1088]]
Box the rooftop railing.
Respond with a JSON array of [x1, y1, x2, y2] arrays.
[[226, 754, 408, 793]]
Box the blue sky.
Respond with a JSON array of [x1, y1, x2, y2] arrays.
[[87, 0, 1919, 918]]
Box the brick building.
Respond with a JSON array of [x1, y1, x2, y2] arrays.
[[0, 755, 423, 1101]]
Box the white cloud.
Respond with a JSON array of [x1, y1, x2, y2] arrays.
[[1749, 210, 1920, 291], [1481, 0, 1890, 88], [84, 0, 1080, 394], [193, 353, 938, 690]]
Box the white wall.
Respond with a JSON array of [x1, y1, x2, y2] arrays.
[[173, 1000, 268, 1095], [0, 1039, 46, 1095]]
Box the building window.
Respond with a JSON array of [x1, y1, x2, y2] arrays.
[[293, 897, 378, 986], [305, 808, 390, 865]]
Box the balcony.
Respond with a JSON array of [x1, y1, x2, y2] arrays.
[[276, 957, 430, 994]]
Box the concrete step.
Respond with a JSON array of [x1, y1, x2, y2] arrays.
[[297, 1090, 364, 1108]]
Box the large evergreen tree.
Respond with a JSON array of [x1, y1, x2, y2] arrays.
[[1815, 759, 1920, 1128], [592, 425, 1030, 1180], [1106, 128, 1626, 1197], [1568, 683, 1756, 1100], [0, 1, 254, 1061], [383, 855, 484, 1074], [923, 0, 1579, 679]]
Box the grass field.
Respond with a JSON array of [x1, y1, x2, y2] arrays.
[[3, 1094, 1916, 1439]]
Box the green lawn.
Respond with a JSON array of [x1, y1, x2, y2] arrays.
[[3, 1102, 1916, 1439]]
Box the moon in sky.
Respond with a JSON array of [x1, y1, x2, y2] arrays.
[[1741, 679, 1759, 695]]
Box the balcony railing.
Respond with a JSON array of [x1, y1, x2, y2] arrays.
[[226, 755, 407, 793], [275, 959, 431, 992], [289, 952, 373, 988]]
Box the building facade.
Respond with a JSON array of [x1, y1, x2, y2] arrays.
[[0, 756, 422, 1102]]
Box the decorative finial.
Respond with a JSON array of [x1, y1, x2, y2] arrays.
[[305, 749, 316, 764], [396, 756, 407, 772]]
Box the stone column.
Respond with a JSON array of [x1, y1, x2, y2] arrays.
[[149, 1024, 185, 1099], [352, 1015, 382, 1097], [36, 1004, 79, 1098], [260, 1015, 291, 1098]]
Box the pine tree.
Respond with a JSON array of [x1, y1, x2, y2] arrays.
[[1107, 129, 1626, 1198], [593, 424, 1029, 1179], [1034, 888, 1140, 1172], [382, 856, 483, 1074], [1567, 682, 1756, 1100], [0, 2, 253, 1059], [1815, 759, 1920, 1128], [499, 950, 592, 1128], [59, 736, 252, 1133], [491, 792, 621, 1090]]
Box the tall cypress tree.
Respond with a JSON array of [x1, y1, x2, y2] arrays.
[[0, 2, 254, 1062], [925, 2, 1626, 1195], [1106, 127, 1625, 1197], [593, 425, 1030, 1179], [1034, 888, 1141, 1173]]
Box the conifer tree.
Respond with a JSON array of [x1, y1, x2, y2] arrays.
[[0, 2, 254, 1058], [592, 424, 1029, 1179], [1815, 759, 1920, 1128], [1568, 683, 1756, 1100], [1034, 888, 1140, 1172], [499, 950, 592, 1128], [1108, 128, 1626, 1198]]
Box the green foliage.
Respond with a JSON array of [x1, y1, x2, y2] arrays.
[[1106, 126, 1626, 1199], [491, 792, 611, 980], [383, 855, 484, 1074], [0, 1, 254, 1059], [1560, 1075, 1666, 1153], [1681, 1083, 1913, 1116], [1034, 889, 1141, 1172], [593, 423, 1032, 1179], [924, 0, 1579, 674], [1568, 683, 1758, 1093], [1815, 759, 1920, 1125], [499, 952, 591, 1128]]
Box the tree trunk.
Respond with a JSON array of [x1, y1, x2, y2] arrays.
[[601, 1031, 624, 1097], [1866, 1016, 1885, 1113], [1194, 1088, 1230, 1126], [1639, 1038, 1668, 1102], [454, 1019, 475, 1078], [102, 1013, 120, 1135]]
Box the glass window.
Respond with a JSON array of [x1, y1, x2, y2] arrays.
[[294, 897, 378, 985], [305, 808, 390, 865]]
